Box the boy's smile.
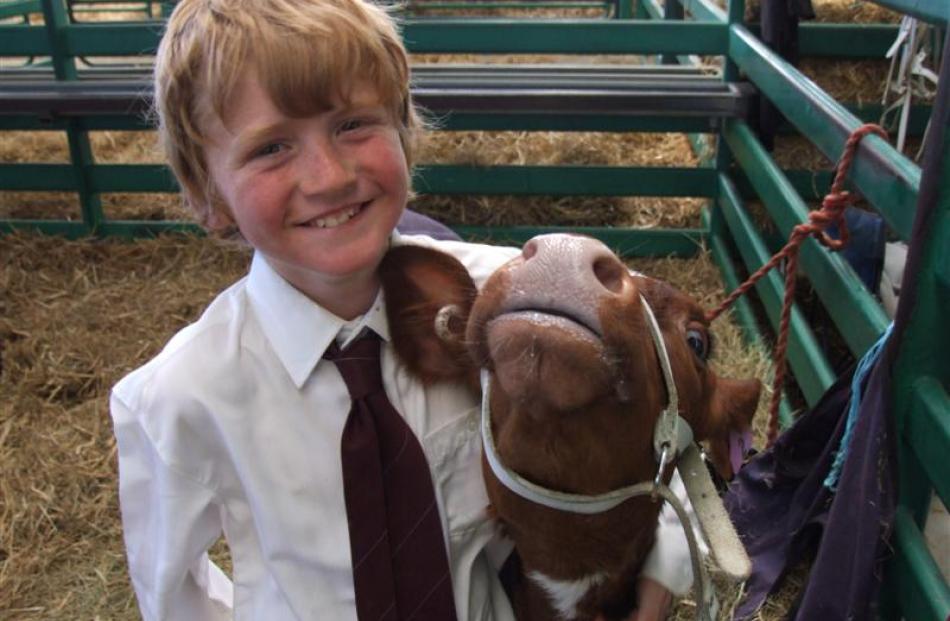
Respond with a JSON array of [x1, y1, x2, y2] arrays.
[[297, 203, 365, 229], [204, 72, 409, 318]]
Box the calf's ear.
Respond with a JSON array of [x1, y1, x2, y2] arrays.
[[379, 245, 479, 387], [705, 376, 762, 479], [712, 376, 761, 432]]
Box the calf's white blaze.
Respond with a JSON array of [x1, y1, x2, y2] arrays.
[[527, 569, 608, 620]]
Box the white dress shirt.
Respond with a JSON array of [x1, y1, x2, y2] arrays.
[[111, 233, 698, 621]]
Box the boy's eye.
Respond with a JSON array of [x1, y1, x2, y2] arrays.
[[254, 143, 285, 158], [339, 118, 365, 133]]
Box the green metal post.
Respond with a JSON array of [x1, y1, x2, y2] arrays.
[[660, 0, 684, 64], [40, 0, 103, 236], [703, 207, 795, 427], [41, 0, 75, 79], [722, 0, 743, 81], [717, 173, 836, 406], [633, 0, 649, 19], [709, 136, 731, 237]]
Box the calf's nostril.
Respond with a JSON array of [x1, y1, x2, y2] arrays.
[[593, 256, 625, 294], [522, 239, 539, 261]]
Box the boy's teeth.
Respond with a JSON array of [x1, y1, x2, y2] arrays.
[[310, 205, 361, 228]]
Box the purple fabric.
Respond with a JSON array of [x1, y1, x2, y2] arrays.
[[723, 369, 852, 619], [728, 429, 754, 478], [397, 209, 461, 241], [792, 360, 896, 619], [725, 359, 898, 620]]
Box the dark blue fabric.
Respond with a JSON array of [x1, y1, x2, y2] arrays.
[[396, 209, 461, 241], [827, 207, 886, 292]]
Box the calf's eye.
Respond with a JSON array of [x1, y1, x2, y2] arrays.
[[686, 327, 709, 360]]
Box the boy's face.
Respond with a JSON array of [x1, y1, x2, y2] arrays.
[[204, 72, 408, 308]]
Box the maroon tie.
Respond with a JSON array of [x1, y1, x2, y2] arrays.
[[324, 332, 458, 621]]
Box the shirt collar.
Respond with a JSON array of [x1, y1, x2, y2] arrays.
[[245, 253, 391, 388]]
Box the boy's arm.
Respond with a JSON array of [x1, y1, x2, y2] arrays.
[[111, 391, 233, 621]]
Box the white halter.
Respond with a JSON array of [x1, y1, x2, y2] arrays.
[[478, 293, 749, 621]]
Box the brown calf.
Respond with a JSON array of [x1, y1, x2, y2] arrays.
[[380, 234, 760, 621]]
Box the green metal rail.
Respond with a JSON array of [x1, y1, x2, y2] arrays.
[[0, 2, 947, 617], [0, 0, 41, 20], [871, 0, 949, 25]]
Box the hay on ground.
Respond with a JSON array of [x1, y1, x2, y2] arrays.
[[89, 132, 163, 165], [809, 0, 901, 23]]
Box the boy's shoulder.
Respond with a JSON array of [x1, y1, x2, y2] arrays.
[[393, 233, 519, 285], [111, 275, 254, 416]]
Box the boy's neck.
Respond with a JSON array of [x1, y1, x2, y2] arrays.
[[318, 280, 379, 320], [264, 255, 380, 320]]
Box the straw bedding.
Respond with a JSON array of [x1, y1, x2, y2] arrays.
[[0, 0, 902, 617]]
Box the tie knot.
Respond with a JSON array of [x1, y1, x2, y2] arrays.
[[324, 332, 384, 400]]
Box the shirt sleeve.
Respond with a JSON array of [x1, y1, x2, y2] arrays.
[[392, 232, 520, 289], [638, 470, 708, 596], [111, 390, 234, 620]]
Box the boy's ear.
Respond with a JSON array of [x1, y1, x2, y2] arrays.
[[206, 209, 234, 231], [203, 197, 236, 233], [379, 245, 479, 388]]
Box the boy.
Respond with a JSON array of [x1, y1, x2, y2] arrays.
[[111, 0, 688, 618]]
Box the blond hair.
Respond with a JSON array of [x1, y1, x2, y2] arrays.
[[153, 0, 419, 231]]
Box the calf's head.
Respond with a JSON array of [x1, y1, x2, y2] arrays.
[[380, 234, 760, 618]]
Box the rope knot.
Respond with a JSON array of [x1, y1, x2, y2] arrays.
[[796, 190, 853, 250]]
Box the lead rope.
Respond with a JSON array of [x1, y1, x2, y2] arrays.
[[704, 123, 889, 446]]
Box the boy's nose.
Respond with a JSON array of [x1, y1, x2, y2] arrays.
[[298, 142, 357, 196]]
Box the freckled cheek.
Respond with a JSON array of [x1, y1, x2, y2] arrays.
[[229, 175, 295, 229], [366, 135, 409, 186]]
